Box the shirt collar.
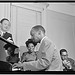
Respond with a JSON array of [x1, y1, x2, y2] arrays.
[[0, 30, 6, 36], [40, 36, 47, 43]]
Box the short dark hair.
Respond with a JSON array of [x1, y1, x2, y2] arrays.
[[0, 18, 9, 24], [25, 39, 37, 48], [60, 49, 67, 55], [31, 25, 45, 34]]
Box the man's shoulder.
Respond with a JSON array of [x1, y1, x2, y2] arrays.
[[43, 36, 51, 43], [43, 36, 55, 47]]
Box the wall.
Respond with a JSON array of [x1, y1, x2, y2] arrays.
[[47, 3, 75, 16], [46, 9, 75, 60], [0, 3, 5, 20], [11, 4, 42, 47]]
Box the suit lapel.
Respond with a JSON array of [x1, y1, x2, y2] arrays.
[[36, 38, 45, 59]]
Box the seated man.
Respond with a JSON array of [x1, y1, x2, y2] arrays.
[[60, 49, 75, 71], [12, 25, 62, 71], [21, 39, 37, 63]]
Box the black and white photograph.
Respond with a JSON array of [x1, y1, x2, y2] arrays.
[[0, 3, 75, 73]]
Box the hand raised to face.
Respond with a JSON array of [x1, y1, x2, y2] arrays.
[[63, 60, 72, 69]]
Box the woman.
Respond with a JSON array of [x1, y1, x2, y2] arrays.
[[21, 39, 37, 63]]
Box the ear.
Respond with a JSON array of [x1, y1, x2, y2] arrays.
[[38, 30, 41, 35]]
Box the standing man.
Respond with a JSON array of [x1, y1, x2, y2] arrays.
[[13, 25, 62, 71], [0, 18, 14, 71], [60, 49, 75, 71]]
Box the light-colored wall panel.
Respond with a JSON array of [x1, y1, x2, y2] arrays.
[[46, 10, 75, 60], [11, 4, 42, 47], [11, 5, 17, 44], [48, 3, 75, 16], [0, 3, 5, 20], [0, 3, 11, 33]]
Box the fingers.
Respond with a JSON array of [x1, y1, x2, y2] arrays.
[[63, 61, 72, 69], [12, 63, 17, 68]]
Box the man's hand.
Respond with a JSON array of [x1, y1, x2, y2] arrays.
[[7, 37, 13, 43], [12, 63, 22, 68], [63, 60, 72, 69]]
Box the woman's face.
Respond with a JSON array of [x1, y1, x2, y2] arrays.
[[28, 43, 35, 52]]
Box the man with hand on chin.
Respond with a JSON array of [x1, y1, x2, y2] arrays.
[[60, 49, 75, 71]]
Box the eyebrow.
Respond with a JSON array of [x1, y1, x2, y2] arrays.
[[62, 54, 68, 56]]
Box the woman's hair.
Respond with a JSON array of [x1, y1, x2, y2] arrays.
[[0, 18, 9, 24], [25, 39, 37, 48]]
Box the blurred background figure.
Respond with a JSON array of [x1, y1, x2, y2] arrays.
[[0, 18, 19, 64], [4, 44, 19, 65], [60, 49, 75, 71], [0, 18, 14, 71], [0, 18, 19, 71], [0, 18, 13, 42]]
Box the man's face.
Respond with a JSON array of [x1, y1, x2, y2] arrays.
[[61, 51, 68, 61], [30, 29, 41, 43], [7, 47, 13, 55], [1, 20, 11, 32]]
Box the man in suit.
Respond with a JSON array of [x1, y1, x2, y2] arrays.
[[60, 49, 75, 71], [0, 18, 15, 56], [0, 18, 19, 71], [13, 25, 62, 71], [0, 18, 13, 42], [0, 18, 14, 71]]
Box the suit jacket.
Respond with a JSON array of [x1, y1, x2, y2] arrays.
[[22, 36, 62, 71], [2, 32, 13, 41], [2, 32, 14, 48]]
